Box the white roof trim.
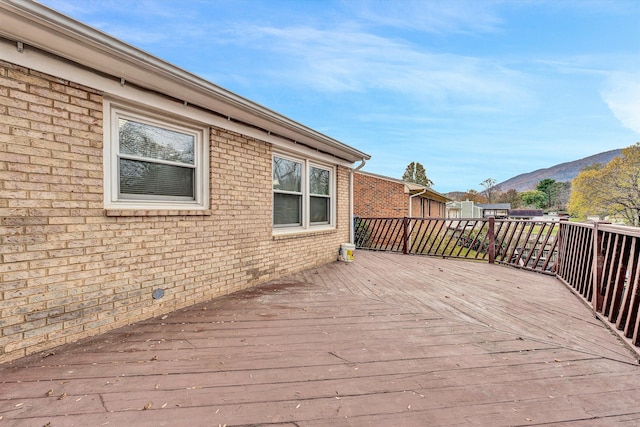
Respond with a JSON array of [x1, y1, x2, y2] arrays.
[[0, 0, 370, 163]]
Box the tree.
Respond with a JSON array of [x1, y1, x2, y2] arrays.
[[569, 142, 640, 226], [402, 162, 433, 187], [460, 189, 487, 203], [553, 181, 572, 211], [536, 179, 557, 209], [496, 189, 521, 208], [480, 178, 499, 203], [520, 190, 546, 209], [568, 164, 605, 220]]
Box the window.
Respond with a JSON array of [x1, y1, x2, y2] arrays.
[[273, 156, 302, 226], [273, 154, 334, 231], [309, 166, 330, 224], [105, 102, 209, 210]]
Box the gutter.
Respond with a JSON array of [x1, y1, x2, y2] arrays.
[[408, 187, 427, 218], [406, 186, 427, 250], [0, 0, 371, 163]]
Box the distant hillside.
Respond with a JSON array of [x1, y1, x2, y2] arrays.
[[446, 191, 466, 200], [496, 149, 622, 192]]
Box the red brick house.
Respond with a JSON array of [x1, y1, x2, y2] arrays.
[[354, 171, 449, 218]]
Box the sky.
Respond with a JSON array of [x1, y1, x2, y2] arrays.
[[39, 0, 640, 193]]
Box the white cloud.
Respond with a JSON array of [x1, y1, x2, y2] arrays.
[[601, 73, 640, 134], [227, 24, 532, 110], [344, 0, 504, 34]]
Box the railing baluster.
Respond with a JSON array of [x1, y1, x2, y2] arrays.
[[494, 220, 508, 263], [473, 221, 490, 261], [488, 217, 495, 264], [452, 219, 470, 257], [601, 232, 618, 316], [416, 218, 433, 254], [430, 218, 450, 256], [441, 219, 461, 257], [607, 235, 631, 322], [618, 237, 638, 332]]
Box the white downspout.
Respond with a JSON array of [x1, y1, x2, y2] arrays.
[[409, 188, 427, 218], [407, 187, 427, 250], [350, 159, 367, 244]]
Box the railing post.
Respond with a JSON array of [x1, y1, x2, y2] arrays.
[[402, 217, 408, 254], [555, 218, 568, 275], [488, 216, 495, 264], [592, 221, 606, 313]]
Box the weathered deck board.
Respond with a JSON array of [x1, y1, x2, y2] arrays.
[[1, 251, 639, 426]]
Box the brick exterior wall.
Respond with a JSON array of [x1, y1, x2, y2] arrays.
[[0, 61, 351, 363], [354, 172, 447, 218], [353, 173, 409, 217]]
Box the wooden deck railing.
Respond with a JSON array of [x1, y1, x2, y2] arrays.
[[557, 221, 640, 349], [354, 216, 640, 352]]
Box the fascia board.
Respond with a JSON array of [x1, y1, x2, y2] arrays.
[[0, 1, 370, 163], [0, 37, 354, 170]]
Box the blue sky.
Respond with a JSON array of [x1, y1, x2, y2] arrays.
[[40, 0, 640, 193]]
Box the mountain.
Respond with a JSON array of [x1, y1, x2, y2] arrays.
[[495, 149, 623, 193]]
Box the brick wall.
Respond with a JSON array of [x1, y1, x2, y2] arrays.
[[354, 173, 409, 217], [0, 61, 351, 363], [354, 173, 448, 218]]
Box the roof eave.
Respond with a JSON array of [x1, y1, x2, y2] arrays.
[[0, 0, 370, 163]]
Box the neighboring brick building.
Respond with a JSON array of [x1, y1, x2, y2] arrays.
[[354, 171, 448, 218], [0, 3, 369, 363]]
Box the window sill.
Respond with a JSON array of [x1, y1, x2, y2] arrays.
[[272, 227, 337, 240], [105, 209, 212, 217]]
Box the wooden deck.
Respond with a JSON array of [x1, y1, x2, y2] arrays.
[[2, 251, 640, 426]]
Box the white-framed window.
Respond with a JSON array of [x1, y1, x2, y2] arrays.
[[104, 100, 209, 210], [273, 153, 335, 232]]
